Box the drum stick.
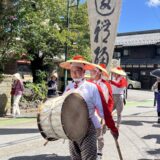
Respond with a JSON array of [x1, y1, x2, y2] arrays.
[[44, 140, 49, 146], [114, 139, 123, 160]]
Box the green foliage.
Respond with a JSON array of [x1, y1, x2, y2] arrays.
[[24, 81, 47, 102], [0, 0, 91, 74], [35, 70, 47, 83]]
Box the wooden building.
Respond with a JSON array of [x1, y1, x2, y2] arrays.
[[114, 29, 160, 89]]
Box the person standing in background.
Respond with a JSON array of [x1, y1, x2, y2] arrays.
[[11, 73, 24, 118], [151, 77, 160, 123], [47, 73, 58, 98]]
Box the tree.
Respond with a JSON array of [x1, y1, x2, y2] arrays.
[[0, 0, 91, 81]]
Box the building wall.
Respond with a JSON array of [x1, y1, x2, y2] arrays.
[[127, 46, 155, 59], [4, 60, 17, 74], [114, 45, 159, 89]]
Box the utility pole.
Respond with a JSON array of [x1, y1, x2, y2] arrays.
[[64, 0, 70, 88], [64, 0, 80, 88]]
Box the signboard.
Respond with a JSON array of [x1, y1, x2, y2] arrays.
[[87, 0, 122, 71]]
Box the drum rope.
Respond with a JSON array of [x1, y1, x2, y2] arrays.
[[49, 108, 61, 139], [37, 109, 52, 124]]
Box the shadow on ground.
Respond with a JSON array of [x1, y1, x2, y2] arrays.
[[9, 154, 70, 160], [152, 124, 160, 128], [121, 120, 156, 126], [138, 159, 160, 160], [143, 134, 160, 144], [147, 148, 160, 156], [136, 106, 154, 108], [0, 128, 39, 135]]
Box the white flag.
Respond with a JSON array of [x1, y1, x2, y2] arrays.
[[87, 0, 122, 71]]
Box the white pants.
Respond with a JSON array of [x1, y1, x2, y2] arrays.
[[113, 94, 124, 127], [13, 95, 22, 116]]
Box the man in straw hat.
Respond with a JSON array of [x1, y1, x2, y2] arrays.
[[85, 63, 114, 160], [110, 67, 128, 129], [60, 55, 118, 160]]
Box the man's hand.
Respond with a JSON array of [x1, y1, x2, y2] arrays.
[[102, 124, 108, 134], [101, 119, 108, 134], [111, 130, 119, 140]]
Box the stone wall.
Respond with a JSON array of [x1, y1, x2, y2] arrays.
[[0, 75, 12, 116]]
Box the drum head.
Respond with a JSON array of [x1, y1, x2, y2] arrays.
[[61, 93, 89, 141]]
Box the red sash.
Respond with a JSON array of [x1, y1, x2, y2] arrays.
[[88, 80, 118, 133]]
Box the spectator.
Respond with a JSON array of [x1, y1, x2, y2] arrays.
[[11, 73, 24, 118], [151, 77, 160, 123], [47, 73, 58, 98]]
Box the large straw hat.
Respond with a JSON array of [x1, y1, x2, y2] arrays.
[[13, 73, 21, 80], [84, 63, 109, 78], [111, 67, 126, 76], [59, 55, 90, 70]]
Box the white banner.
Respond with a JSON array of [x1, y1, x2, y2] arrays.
[[87, 0, 122, 71]]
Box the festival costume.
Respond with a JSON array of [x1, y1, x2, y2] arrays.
[[110, 67, 127, 128], [60, 56, 118, 160], [85, 63, 114, 159], [65, 79, 104, 160], [94, 78, 114, 158]]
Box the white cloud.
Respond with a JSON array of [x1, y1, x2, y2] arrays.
[[147, 0, 160, 7]]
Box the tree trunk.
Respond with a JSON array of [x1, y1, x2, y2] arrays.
[[31, 54, 44, 83]]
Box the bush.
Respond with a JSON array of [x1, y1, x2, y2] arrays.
[[22, 81, 47, 105], [0, 73, 4, 82], [35, 70, 48, 83]]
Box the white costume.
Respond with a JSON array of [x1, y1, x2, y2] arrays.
[[64, 79, 104, 128]]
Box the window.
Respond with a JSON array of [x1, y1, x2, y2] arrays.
[[113, 52, 121, 59], [132, 73, 139, 80], [123, 49, 129, 56], [157, 47, 160, 55], [140, 71, 146, 76]]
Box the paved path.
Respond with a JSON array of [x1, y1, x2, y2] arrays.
[[0, 90, 160, 160]]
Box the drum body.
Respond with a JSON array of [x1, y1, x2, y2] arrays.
[[37, 92, 89, 141]]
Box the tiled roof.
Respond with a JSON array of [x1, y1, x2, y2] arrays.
[[115, 30, 160, 47], [121, 58, 160, 65]]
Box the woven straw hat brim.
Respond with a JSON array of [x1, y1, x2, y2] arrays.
[[59, 60, 91, 70], [111, 68, 126, 76], [84, 63, 109, 78]]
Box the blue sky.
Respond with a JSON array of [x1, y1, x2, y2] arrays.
[[80, 0, 160, 33]]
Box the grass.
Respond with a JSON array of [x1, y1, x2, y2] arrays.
[[125, 99, 154, 107], [0, 117, 36, 127]]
